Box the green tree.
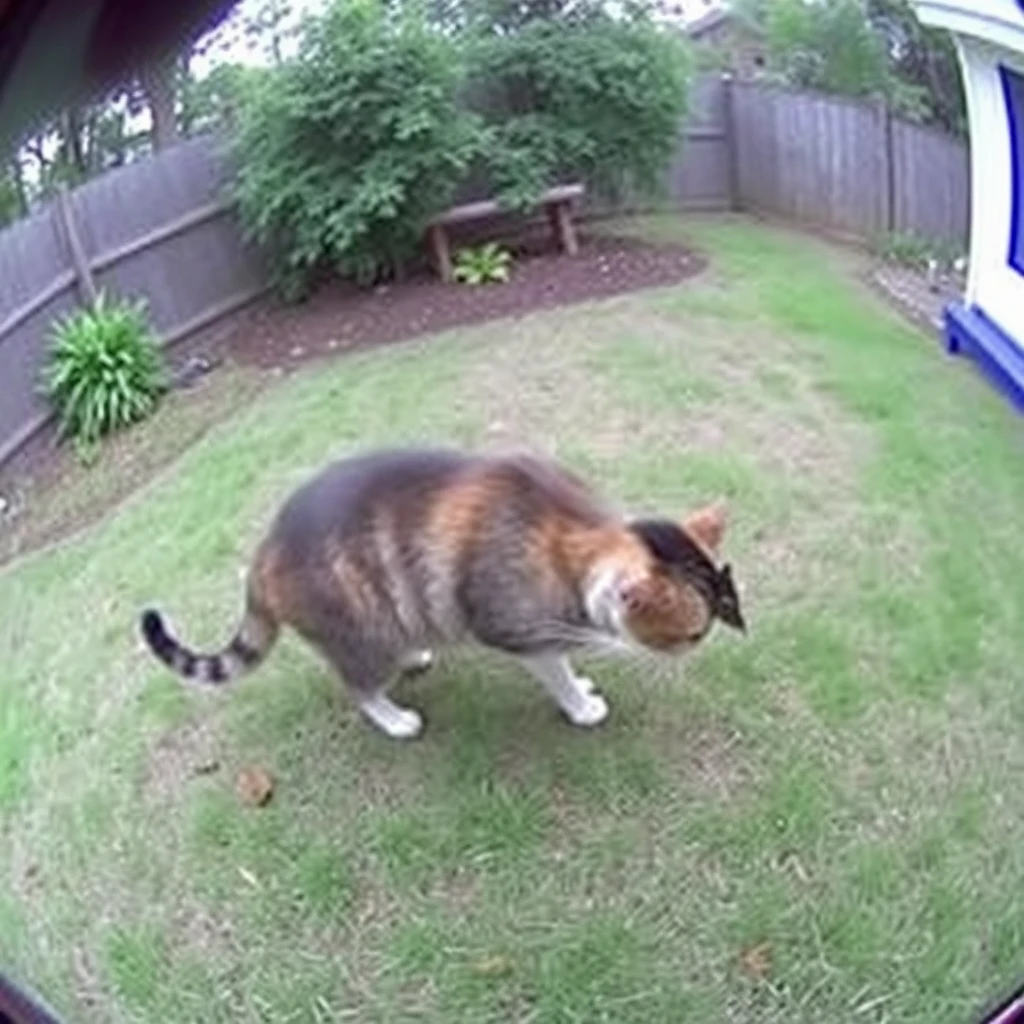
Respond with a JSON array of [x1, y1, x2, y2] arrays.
[[0, 164, 25, 228], [231, 0, 481, 296], [764, 0, 892, 97], [866, 0, 965, 133], [735, 0, 963, 131], [467, 13, 691, 207], [180, 63, 259, 135]]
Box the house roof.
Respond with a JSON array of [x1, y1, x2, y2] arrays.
[[686, 6, 764, 41], [685, 7, 732, 39]]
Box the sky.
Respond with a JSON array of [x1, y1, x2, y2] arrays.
[[190, 0, 329, 79]]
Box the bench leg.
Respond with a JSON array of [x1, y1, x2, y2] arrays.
[[428, 224, 453, 283], [548, 201, 578, 257]]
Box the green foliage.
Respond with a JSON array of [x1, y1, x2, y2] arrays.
[[453, 242, 512, 284], [180, 63, 259, 135], [228, 0, 690, 294], [467, 16, 691, 208], [866, 0, 965, 134], [872, 230, 965, 270], [0, 169, 23, 228], [230, 0, 481, 298], [764, 0, 892, 98], [43, 292, 166, 459], [743, 0, 964, 133]]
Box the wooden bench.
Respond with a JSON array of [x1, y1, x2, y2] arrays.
[[426, 182, 585, 283]]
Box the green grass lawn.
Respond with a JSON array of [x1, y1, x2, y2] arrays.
[[3, 216, 1024, 1024]]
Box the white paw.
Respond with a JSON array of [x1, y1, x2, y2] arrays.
[[566, 691, 609, 728], [386, 707, 424, 739], [575, 675, 596, 695], [360, 698, 424, 740], [401, 649, 434, 675]]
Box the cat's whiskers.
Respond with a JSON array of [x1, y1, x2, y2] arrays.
[[526, 621, 630, 654]]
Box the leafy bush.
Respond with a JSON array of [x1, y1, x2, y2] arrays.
[[231, 0, 481, 298], [466, 15, 691, 209], [872, 230, 965, 270], [43, 292, 166, 458], [453, 242, 512, 284]]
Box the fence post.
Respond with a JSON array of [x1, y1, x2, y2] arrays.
[[722, 73, 741, 212], [879, 100, 896, 236], [54, 185, 98, 308]]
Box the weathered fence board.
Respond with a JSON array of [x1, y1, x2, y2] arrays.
[[731, 77, 969, 246], [0, 206, 80, 465], [893, 119, 970, 244], [733, 82, 892, 236], [667, 75, 732, 210], [0, 75, 972, 471]]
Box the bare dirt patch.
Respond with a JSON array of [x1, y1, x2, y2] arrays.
[[142, 717, 223, 803]]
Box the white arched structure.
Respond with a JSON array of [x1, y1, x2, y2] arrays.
[[912, 0, 1024, 410]]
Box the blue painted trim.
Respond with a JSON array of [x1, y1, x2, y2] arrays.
[[1002, 66, 1024, 276], [944, 302, 1024, 412]]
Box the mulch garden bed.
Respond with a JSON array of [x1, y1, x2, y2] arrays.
[[219, 228, 704, 369], [0, 228, 704, 566]]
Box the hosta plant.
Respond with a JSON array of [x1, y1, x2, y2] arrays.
[[43, 291, 166, 460], [453, 242, 513, 285]]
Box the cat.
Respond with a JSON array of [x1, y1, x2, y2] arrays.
[[140, 447, 745, 740]]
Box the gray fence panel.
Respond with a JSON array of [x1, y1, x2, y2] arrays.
[[0, 206, 79, 463], [0, 286, 79, 464], [669, 75, 731, 209], [893, 119, 970, 247], [0, 206, 67, 319], [733, 82, 890, 235], [71, 137, 229, 260], [93, 209, 266, 343], [732, 79, 969, 246]]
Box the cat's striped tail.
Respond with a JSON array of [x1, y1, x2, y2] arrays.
[[140, 592, 278, 685]]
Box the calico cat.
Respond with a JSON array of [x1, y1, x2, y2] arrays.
[[140, 448, 745, 739]]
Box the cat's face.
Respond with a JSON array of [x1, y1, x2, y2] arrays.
[[618, 503, 743, 654]]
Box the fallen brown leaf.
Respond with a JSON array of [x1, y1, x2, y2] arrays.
[[740, 942, 772, 980], [236, 766, 274, 807], [472, 955, 513, 978]]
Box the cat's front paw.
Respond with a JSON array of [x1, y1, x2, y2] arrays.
[[566, 690, 609, 728], [359, 697, 425, 740], [379, 706, 424, 740]]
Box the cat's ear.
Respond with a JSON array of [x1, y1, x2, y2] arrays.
[[681, 501, 728, 554]]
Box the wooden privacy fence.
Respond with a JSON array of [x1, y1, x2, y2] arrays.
[[0, 75, 970, 471], [0, 137, 267, 468], [730, 79, 970, 243]]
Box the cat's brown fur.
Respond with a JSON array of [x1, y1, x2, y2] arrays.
[[141, 448, 744, 738]]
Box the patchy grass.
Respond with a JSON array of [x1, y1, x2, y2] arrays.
[[3, 216, 1024, 1023], [0, 362, 267, 567]]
